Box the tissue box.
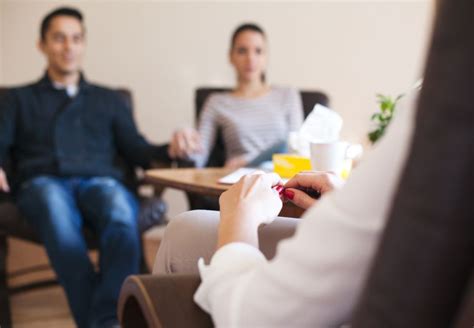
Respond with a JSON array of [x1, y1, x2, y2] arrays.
[[272, 154, 312, 179]]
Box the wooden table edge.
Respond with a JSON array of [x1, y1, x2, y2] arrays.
[[144, 168, 229, 197]]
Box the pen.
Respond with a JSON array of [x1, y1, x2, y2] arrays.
[[295, 187, 321, 199], [272, 185, 321, 199]]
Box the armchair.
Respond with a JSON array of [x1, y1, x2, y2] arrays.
[[118, 273, 473, 328], [118, 274, 212, 328]]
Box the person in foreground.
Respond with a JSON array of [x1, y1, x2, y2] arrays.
[[168, 23, 303, 169], [153, 0, 472, 325], [0, 7, 171, 328], [154, 84, 417, 326]]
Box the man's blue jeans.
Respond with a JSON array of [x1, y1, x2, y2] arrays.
[[16, 176, 140, 328]]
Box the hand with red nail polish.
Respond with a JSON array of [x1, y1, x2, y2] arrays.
[[272, 184, 285, 200], [283, 189, 294, 200], [283, 171, 344, 210]]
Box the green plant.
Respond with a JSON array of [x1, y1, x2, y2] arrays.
[[368, 93, 404, 143]]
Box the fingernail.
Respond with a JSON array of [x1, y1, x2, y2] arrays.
[[284, 189, 294, 200], [273, 185, 284, 196]]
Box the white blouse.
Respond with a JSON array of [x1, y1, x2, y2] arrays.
[[194, 93, 417, 327]]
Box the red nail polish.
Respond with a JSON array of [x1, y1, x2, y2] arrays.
[[272, 185, 285, 196], [284, 189, 294, 200]]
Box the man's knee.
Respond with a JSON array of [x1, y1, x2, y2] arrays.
[[17, 176, 70, 210], [81, 178, 138, 223], [20, 175, 63, 197], [82, 177, 123, 200]]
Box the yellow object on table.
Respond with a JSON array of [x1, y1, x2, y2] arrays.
[[272, 154, 312, 179], [341, 158, 353, 180]]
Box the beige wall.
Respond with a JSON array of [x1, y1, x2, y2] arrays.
[[0, 0, 434, 216]]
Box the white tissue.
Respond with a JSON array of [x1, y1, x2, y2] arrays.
[[289, 104, 343, 156]]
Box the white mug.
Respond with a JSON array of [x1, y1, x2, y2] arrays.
[[310, 141, 350, 176]]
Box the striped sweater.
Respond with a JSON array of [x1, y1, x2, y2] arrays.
[[192, 87, 303, 167]]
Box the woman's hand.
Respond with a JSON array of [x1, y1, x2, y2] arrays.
[[283, 171, 344, 210], [168, 127, 202, 159], [217, 172, 283, 248]]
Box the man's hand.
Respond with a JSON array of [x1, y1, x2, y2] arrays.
[[0, 168, 10, 192], [168, 127, 202, 159], [283, 171, 344, 210]]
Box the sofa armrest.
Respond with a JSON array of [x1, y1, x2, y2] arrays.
[[118, 274, 213, 328]]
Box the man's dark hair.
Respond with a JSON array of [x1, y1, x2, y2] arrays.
[[40, 7, 84, 41]]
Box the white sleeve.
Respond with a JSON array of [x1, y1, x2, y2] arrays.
[[194, 94, 417, 327]]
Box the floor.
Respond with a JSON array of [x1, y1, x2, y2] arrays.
[[7, 226, 165, 327]]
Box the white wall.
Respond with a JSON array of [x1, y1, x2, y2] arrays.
[[0, 0, 434, 216]]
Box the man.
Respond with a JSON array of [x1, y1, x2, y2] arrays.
[[0, 7, 170, 328]]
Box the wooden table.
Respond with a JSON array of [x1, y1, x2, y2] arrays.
[[145, 168, 305, 217], [145, 168, 234, 197]]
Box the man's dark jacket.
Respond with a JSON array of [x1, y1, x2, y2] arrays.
[[0, 73, 169, 189]]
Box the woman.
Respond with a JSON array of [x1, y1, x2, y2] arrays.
[[168, 23, 303, 168]]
